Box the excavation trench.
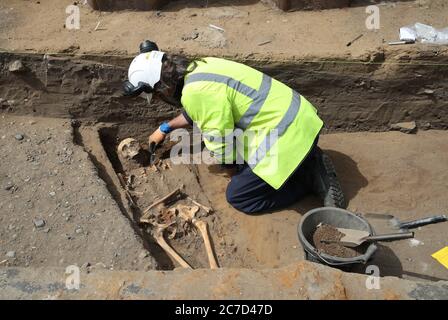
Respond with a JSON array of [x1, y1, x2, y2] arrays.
[[1, 51, 448, 279], [73, 120, 448, 280], [74, 122, 252, 271]]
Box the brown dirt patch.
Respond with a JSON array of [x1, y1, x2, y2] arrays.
[[312, 224, 364, 258]]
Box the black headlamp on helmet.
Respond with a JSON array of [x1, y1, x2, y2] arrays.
[[122, 81, 154, 97], [122, 40, 161, 98]]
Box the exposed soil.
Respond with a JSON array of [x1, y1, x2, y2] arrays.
[[1, 113, 447, 281], [1, 0, 447, 59], [2, 48, 448, 134], [1, 0, 447, 287], [0, 116, 157, 271], [192, 130, 448, 281], [312, 223, 363, 258], [88, 123, 252, 269]]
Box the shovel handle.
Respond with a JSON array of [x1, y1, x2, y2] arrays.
[[399, 215, 447, 230], [366, 232, 414, 242]]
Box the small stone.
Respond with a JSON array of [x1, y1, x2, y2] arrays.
[[421, 122, 431, 130], [75, 227, 83, 234], [138, 250, 149, 260], [6, 251, 15, 258], [182, 31, 199, 41], [409, 239, 424, 247], [390, 121, 417, 134], [144, 263, 156, 271], [14, 133, 24, 141], [33, 218, 46, 228], [43, 228, 51, 233], [423, 89, 434, 95], [8, 60, 25, 73], [93, 262, 107, 269], [49, 191, 56, 197], [81, 262, 91, 269], [4, 182, 14, 191]]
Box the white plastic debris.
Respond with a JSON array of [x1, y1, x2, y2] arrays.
[[399, 27, 416, 42], [409, 239, 424, 247], [400, 23, 448, 44], [208, 24, 225, 33]]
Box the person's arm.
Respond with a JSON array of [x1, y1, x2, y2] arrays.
[[149, 112, 191, 145], [168, 112, 192, 130]]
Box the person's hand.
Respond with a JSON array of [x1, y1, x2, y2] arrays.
[[149, 128, 166, 146]]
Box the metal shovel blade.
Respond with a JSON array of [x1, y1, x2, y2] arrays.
[[323, 228, 415, 248], [319, 227, 369, 247], [333, 228, 370, 247], [148, 141, 156, 165]]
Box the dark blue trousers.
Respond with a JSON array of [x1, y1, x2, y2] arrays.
[[226, 140, 318, 214]]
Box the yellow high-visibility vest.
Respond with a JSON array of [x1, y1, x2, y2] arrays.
[[181, 57, 323, 189]]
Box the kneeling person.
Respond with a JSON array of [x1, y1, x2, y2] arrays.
[[123, 42, 346, 213]]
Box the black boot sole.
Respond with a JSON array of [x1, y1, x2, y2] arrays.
[[313, 147, 347, 209]]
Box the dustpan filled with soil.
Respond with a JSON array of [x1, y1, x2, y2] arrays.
[[298, 207, 377, 267]]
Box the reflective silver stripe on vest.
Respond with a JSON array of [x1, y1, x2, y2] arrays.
[[185, 72, 271, 130], [185, 72, 257, 99], [237, 74, 271, 130], [248, 91, 301, 169]]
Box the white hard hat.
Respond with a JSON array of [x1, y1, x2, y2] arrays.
[[128, 51, 165, 88]]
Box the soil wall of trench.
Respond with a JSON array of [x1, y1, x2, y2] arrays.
[[1, 48, 448, 278], [1, 48, 447, 132]]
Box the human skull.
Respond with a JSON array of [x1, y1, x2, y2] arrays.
[[117, 138, 142, 159]]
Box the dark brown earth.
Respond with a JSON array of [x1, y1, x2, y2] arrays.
[[312, 223, 363, 258], [1, 50, 448, 133]]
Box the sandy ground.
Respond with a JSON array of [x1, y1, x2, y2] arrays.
[[196, 130, 448, 281], [1, 0, 447, 59], [1, 117, 446, 282], [0, 115, 157, 271], [77, 119, 448, 281]]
